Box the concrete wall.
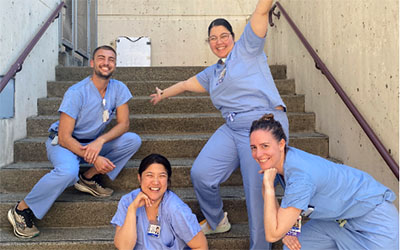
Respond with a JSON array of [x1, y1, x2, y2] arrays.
[[98, 0, 258, 66], [98, 0, 399, 195], [0, 0, 60, 167], [265, 0, 398, 198]]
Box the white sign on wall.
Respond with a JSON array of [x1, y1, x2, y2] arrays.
[[116, 36, 151, 66]]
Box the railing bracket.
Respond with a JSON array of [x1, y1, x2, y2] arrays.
[[269, 4, 281, 27]]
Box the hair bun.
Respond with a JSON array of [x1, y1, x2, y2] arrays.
[[261, 114, 274, 121]]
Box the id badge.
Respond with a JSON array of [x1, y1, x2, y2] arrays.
[[102, 110, 109, 123], [51, 135, 59, 146], [286, 215, 302, 237], [147, 223, 161, 238]]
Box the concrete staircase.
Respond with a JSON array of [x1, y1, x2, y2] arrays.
[[0, 65, 329, 249]]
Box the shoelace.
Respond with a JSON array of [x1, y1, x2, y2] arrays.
[[91, 175, 106, 189], [20, 209, 35, 228]]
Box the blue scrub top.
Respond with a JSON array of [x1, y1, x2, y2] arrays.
[[196, 22, 286, 119], [280, 147, 396, 220], [111, 189, 201, 250], [49, 77, 132, 140]]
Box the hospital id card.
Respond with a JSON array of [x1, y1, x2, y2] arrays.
[[286, 215, 302, 237], [147, 223, 161, 238], [102, 110, 109, 123]]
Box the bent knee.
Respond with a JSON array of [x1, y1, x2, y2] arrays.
[[52, 165, 79, 182], [123, 132, 142, 149]]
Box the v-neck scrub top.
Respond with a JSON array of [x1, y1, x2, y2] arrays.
[[196, 22, 286, 119], [281, 147, 396, 219], [49, 76, 132, 140], [111, 189, 201, 250]]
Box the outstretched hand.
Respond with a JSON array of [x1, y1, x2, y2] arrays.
[[150, 87, 163, 105]]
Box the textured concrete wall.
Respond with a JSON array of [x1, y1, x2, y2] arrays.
[[98, 0, 258, 66], [265, 0, 398, 197], [0, 0, 60, 167]]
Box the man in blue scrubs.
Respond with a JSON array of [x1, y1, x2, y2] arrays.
[[7, 45, 142, 239]]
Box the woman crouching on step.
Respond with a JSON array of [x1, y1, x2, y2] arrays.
[[249, 114, 398, 250]]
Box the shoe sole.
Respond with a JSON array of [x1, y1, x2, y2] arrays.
[[74, 182, 112, 197], [200, 219, 232, 235], [7, 209, 39, 239]]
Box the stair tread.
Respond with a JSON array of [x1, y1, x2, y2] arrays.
[[18, 132, 327, 142], [28, 111, 315, 120], [1, 156, 341, 171], [48, 79, 293, 84], [1, 186, 253, 203], [41, 93, 303, 101], [0, 223, 250, 244], [1, 158, 195, 170]]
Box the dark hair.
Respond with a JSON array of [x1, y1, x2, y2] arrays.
[[250, 114, 287, 146], [138, 154, 172, 186], [92, 45, 116, 59], [208, 18, 235, 40]]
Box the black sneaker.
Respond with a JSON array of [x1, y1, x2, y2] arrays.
[[74, 174, 113, 197], [7, 203, 40, 238]]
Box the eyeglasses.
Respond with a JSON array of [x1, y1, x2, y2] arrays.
[[208, 33, 231, 44]]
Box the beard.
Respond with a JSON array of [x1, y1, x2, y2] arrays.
[[94, 67, 113, 79]]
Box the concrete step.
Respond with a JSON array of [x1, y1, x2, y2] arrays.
[[13, 133, 329, 162], [0, 159, 243, 192], [37, 94, 305, 116], [55, 65, 287, 82], [0, 186, 286, 228], [27, 112, 315, 137], [47, 79, 296, 97], [0, 224, 284, 250]]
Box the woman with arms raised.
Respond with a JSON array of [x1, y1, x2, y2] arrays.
[[112, 154, 208, 250], [249, 114, 398, 250], [150, 1, 287, 249]]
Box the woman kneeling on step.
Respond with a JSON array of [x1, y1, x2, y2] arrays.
[[111, 154, 208, 250], [249, 114, 399, 250]]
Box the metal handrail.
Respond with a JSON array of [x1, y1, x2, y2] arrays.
[[0, 2, 65, 93], [269, 1, 399, 179]]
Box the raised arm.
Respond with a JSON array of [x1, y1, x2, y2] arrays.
[[262, 168, 301, 242], [250, 0, 274, 38], [150, 76, 206, 105]]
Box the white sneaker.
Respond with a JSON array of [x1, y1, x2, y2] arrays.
[[200, 212, 231, 235]]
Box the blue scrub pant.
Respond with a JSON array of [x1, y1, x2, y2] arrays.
[[191, 110, 289, 250], [283, 201, 399, 250], [24, 132, 141, 219]]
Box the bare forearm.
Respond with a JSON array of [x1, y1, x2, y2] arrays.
[[161, 77, 205, 99], [264, 185, 280, 242], [187, 231, 208, 250], [160, 81, 187, 100], [58, 135, 86, 158], [97, 120, 129, 144], [114, 208, 138, 250], [254, 0, 274, 16], [251, 0, 274, 37]]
